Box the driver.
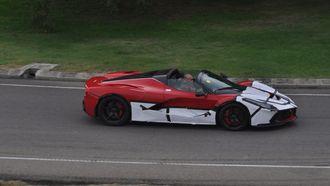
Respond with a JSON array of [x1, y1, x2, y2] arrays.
[[184, 74, 194, 81], [177, 74, 195, 92]]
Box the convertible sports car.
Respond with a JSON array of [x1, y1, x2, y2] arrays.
[[83, 69, 297, 130]]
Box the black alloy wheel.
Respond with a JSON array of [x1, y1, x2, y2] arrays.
[[218, 103, 250, 131], [97, 95, 131, 126]]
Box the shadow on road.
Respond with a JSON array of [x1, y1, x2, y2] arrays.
[[89, 117, 297, 132]]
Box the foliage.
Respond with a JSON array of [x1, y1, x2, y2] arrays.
[[31, 0, 53, 32], [29, 0, 152, 32], [1, 0, 330, 77]]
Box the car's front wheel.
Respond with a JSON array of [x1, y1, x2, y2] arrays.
[[217, 103, 250, 131], [97, 95, 131, 126]]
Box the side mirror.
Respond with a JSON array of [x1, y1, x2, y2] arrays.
[[195, 89, 207, 97]]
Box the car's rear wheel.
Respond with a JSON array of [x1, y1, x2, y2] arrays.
[[217, 103, 250, 131], [97, 95, 131, 126]]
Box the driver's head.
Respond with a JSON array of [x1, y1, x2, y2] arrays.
[[184, 74, 193, 81]]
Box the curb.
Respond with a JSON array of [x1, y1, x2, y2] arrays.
[[1, 64, 330, 88], [228, 78, 330, 89], [35, 69, 103, 82], [0, 64, 103, 82]]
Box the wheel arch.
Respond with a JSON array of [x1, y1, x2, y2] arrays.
[[95, 93, 131, 117], [215, 101, 251, 126]]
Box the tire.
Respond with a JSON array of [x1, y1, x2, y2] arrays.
[[97, 95, 131, 126], [217, 103, 250, 131]]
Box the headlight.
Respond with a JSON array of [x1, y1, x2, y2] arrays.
[[243, 98, 277, 111]]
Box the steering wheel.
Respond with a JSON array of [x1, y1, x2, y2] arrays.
[[167, 69, 183, 79]]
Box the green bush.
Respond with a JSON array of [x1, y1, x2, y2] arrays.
[[31, 0, 54, 32]]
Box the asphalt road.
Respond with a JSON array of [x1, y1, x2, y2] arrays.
[[0, 78, 330, 185]]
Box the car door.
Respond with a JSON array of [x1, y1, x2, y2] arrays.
[[163, 79, 218, 124]]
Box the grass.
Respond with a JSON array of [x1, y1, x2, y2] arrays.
[[0, 0, 330, 77]]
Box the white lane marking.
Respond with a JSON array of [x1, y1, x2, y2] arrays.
[[0, 83, 84, 90], [1, 83, 330, 96], [0, 156, 330, 169]]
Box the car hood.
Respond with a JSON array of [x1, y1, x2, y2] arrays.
[[239, 81, 297, 110]]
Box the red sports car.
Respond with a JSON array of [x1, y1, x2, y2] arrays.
[[83, 69, 297, 130]]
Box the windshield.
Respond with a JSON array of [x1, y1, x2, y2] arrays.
[[197, 71, 243, 93]]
